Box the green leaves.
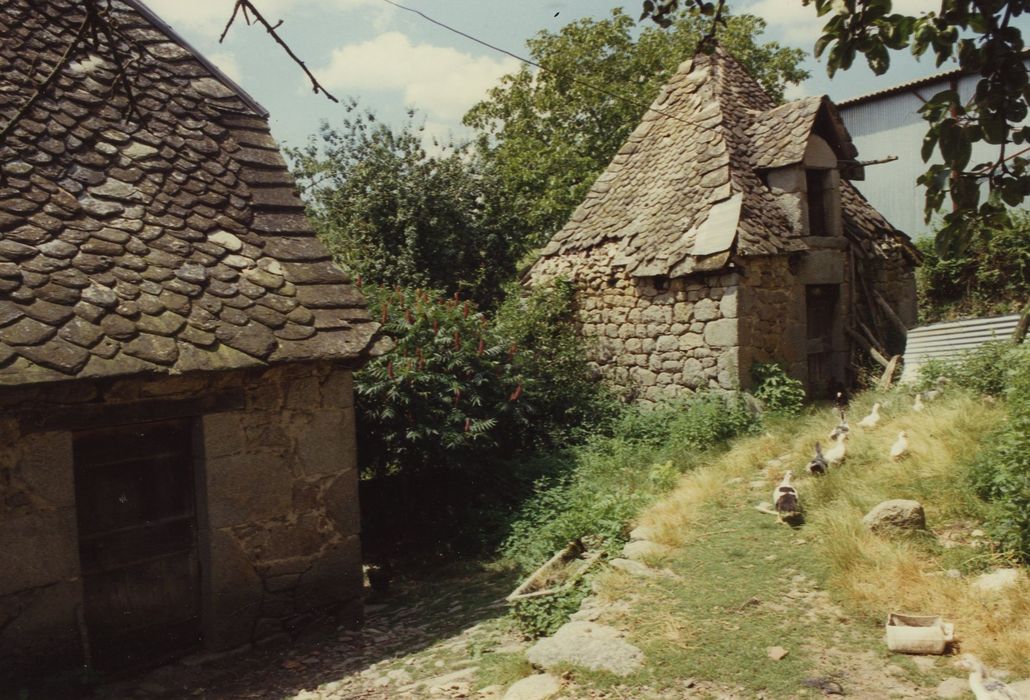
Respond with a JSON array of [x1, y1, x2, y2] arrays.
[[779, 0, 1030, 252], [465, 7, 807, 251], [288, 104, 517, 310]]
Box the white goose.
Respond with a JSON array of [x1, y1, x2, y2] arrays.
[[858, 402, 882, 429], [956, 655, 1021, 700], [824, 433, 847, 467], [890, 431, 909, 461], [913, 394, 925, 412]]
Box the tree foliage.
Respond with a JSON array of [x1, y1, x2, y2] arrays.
[[916, 210, 1030, 323], [643, 0, 1030, 256], [464, 8, 807, 250], [288, 105, 516, 308]]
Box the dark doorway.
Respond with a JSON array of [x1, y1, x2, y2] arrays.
[[806, 284, 840, 398], [73, 418, 202, 671]]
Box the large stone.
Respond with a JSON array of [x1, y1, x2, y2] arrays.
[[205, 451, 293, 528], [325, 470, 360, 535], [0, 580, 83, 670], [719, 287, 738, 318], [0, 511, 80, 596], [205, 530, 262, 650], [971, 568, 1024, 594], [703, 318, 737, 347], [503, 674, 561, 700], [291, 409, 353, 476], [19, 432, 74, 508], [693, 297, 719, 321], [609, 558, 655, 578], [294, 534, 362, 613], [862, 499, 926, 533], [526, 621, 644, 677]]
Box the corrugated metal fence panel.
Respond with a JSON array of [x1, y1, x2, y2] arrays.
[[900, 314, 1022, 382]]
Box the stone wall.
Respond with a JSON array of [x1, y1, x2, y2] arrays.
[[0, 361, 362, 676], [736, 255, 809, 387], [529, 242, 742, 401]]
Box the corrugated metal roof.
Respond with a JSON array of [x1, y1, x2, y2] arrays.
[[900, 314, 1022, 382], [838, 67, 963, 108]]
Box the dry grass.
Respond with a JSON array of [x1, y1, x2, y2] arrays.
[[628, 389, 1030, 675]]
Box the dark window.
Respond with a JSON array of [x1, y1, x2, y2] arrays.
[[806, 169, 831, 236]]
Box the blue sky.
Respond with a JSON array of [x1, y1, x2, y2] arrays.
[[145, 0, 958, 151]]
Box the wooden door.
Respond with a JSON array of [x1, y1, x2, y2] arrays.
[[806, 284, 840, 398], [73, 418, 202, 670]]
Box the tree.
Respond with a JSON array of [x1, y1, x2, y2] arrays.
[[641, 0, 1030, 255], [463, 7, 808, 252], [288, 105, 517, 309]]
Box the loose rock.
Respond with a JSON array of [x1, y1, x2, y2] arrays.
[[502, 673, 561, 700], [526, 621, 644, 677], [863, 499, 926, 533]]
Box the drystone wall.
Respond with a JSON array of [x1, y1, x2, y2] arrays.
[[0, 361, 361, 675], [529, 242, 742, 402]]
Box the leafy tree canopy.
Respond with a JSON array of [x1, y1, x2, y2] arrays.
[[642, 0, 1030, 255], [463, 7, 807, 251], [288, 104, 517, 308]]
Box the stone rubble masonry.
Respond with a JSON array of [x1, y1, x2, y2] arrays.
[[531, 241, 742, 402], [0, 361, 362, 674]]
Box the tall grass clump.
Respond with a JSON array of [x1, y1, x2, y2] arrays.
[[500, 392, 757, 636], [967, 343, 1030, 562]]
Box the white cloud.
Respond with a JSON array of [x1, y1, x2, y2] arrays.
[[208, 51, 243, 82], [315, 32, 520, 121], [145, 0, 383, 39], [742, 0, 940, 46]]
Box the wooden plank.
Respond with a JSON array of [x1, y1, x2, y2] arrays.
[[18, 388, 244, 433], [878, 354, 901, 391], [873, 290, 909, 337], [846, 326, 890, 367]]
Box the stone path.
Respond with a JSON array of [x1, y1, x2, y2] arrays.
[[97, 566, 525, 700]]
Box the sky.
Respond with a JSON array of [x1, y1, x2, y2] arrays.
[[143, 0, 965, 152]]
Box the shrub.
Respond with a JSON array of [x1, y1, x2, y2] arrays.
[[917, 340, 1017, 398], [750, 363, 806, 416], [916, 212, 1030, 323], [501, 393, 758, 580], [967, 344, 1030, 562], [355, 284, 527, 478]]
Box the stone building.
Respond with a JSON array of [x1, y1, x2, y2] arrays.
[[527, 47, 919, 401], [0, 0, 379, 677]]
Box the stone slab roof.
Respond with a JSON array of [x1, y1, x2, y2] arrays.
[[535, 46, 912, 277], [0, 0, 379, 386]]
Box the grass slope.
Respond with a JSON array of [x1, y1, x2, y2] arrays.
[[567, 390, 1029, 698]]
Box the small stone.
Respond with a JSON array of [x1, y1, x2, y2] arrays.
[[767, 646, 789, 660], [621, 540, 672, 561], [610, 558, 655, 578], [502, 673, 561, 700]]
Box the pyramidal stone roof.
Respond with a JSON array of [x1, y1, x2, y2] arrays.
[[0, 0, 379, 386], [536, 46, 913, 277]]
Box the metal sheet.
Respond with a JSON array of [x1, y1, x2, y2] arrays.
[[900, 314, 1022, 383]]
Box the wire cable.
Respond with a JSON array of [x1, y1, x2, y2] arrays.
[[378, 0, 698, 128]]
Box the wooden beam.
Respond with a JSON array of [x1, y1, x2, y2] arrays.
[[846, 326, 890, 367], [873, 290, 909, 338], [878, 354, 901, 391]]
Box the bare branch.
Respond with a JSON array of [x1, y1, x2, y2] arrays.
[[219, 0, 339, 103], [0, 7, 90, 144]]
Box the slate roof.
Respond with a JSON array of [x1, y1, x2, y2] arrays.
[[0, 0, 379, 386], [535, 47, 913, 277]]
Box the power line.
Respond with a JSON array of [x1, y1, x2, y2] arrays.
[[377, 0, 699, 129]]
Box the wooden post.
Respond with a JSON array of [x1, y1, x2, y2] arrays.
[[846, 326, 889, 367], [1013, 299, 1030, 344]]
